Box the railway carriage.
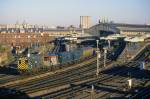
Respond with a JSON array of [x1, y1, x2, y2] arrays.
[[45, 47, 95, 66], [18, 47, 95, 72]]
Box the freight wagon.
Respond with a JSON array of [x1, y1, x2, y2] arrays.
[[81, 47, 94, 59], [58, 51, 74, 64], [44, 47, 95, 66]]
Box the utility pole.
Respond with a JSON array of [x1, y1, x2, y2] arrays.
[[140, 62, 145, 70], [91, 85, 95, 99], [96, 40, 100, 77], [108, 40, 111, 48], [103, 48, 107, 68]]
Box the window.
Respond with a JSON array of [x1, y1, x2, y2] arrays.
[[19, 60, 21, 64], [25, 59, 28, 64]]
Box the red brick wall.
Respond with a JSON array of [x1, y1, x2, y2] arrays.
[[0, 33, 54, 46]]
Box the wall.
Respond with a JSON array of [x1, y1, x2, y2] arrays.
[[0, 33, 54, 46]]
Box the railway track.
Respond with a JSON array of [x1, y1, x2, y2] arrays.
[[0, 56, 96, 87], [41, 53, 150, 99], [41, 62, 139, 99], [6, 58, 110, 92], [1, 44, 149, 98], [72, 47, 150, 99], [132, 44, 150, 62], [84, 53, 150, 99], [2, 56, 114, 98], [129, 84, 150, 99], [10, 61, 96, 90], [0, 75, 20, 84]]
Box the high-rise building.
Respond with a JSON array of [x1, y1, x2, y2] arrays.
[[80, 16, 91, 29]]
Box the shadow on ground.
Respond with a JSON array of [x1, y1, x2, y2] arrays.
[[0, 87, 31, 99], [0, 66, 20, 75], [101, 65, 150, 80]]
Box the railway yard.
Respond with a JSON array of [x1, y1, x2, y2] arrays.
[[0, 2, 150, 98], [0, 39, 149, 99]]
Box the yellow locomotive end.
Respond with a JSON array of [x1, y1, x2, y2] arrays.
[[17, 57, 28, 71]]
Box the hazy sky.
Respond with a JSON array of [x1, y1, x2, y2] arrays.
[[0, 0, 150, 27]]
